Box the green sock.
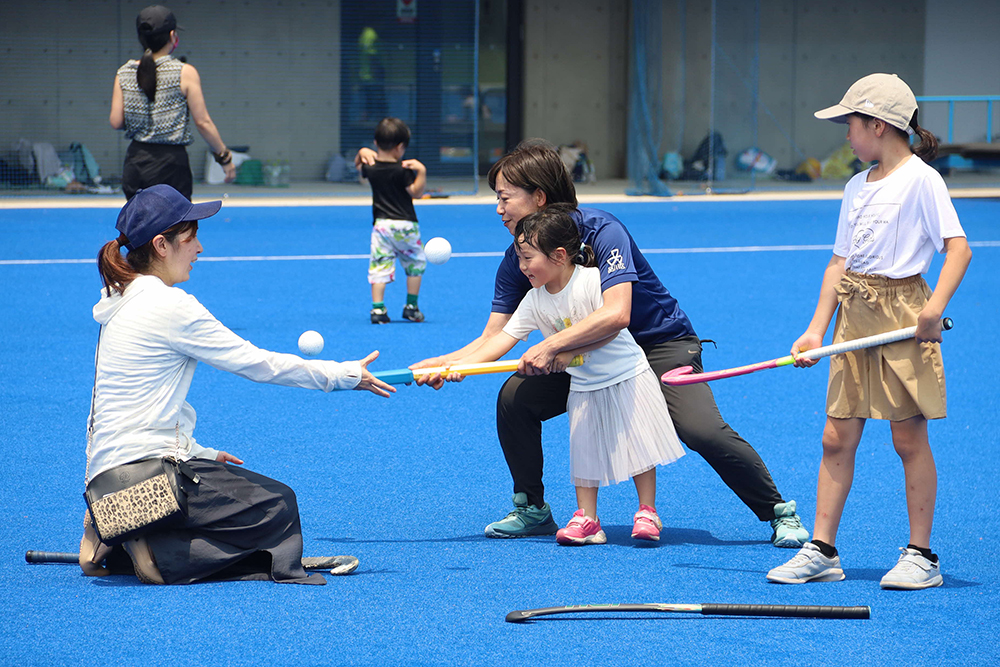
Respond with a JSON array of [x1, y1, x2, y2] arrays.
[[372, 301, 385, 311], [406, 294, 419, 306]]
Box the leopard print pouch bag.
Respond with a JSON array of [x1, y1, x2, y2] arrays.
[[84, 457, 199, 545]]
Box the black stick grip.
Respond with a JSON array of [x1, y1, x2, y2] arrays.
[[25, 550, 80, 564], [700, 604, 870, 619]]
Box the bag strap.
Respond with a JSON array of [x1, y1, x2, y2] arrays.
[[84, 326, 102, 486], [84, 319, 188, 488]]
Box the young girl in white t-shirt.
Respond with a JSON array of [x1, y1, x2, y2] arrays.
[[767, 73, 972, 589], [445, 204, 684, 545]]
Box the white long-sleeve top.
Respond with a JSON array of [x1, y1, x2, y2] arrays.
[[86, 274, 361, 482]]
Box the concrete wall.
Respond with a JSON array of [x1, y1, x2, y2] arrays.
[[656, 0, 995, 173], [3, 0, 997, 183], [650, 0, 926, 173], [521, 0, 997, 176], [518, 0, 932, 177], [923, 0, 1000, 143], [522, 0, 629, 180], [784, 1, 925, 165], [1, 0, 342, 183]]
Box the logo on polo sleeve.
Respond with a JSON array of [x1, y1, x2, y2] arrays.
[[605, 248, 626, 273]]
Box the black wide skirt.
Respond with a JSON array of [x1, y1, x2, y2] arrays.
[[142, 459, 325, 585]]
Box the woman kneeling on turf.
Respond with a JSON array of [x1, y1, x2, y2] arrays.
[[444, 205, 685, 544], [80, 184, 394, 584]]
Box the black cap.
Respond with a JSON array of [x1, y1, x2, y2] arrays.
[[137, 5, 178, 36]]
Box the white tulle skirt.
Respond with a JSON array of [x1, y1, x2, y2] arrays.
[[567, 368, 685, 487]]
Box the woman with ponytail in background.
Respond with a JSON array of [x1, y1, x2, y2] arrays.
[[110, 5, 236, 200]]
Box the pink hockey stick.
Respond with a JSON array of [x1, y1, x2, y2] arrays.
[[662, 318, 953, 386]]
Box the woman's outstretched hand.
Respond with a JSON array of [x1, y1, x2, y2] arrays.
[[355, 350, 396, 397], [216, 451, 244, 465]]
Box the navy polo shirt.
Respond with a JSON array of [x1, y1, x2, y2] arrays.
[[491, 207, 696, 346]]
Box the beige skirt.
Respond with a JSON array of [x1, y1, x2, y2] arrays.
[[827, 271, 946, 421]]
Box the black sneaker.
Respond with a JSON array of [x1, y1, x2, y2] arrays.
[[402, 304, 424, 322], [370, 307, 390, 324]]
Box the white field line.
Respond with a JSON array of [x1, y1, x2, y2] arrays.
[[2, 241, 998, 266], [3, 186, 1000, 209]]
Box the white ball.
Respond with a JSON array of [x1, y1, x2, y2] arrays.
[[424, 236, 452, 265], [297, 330, 324, 357]]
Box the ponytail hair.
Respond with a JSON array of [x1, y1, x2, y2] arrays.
[[97, 236, 137, 297], [137, 49, 158, 101], [908, 109, 938, 163], [136, 25, 172, 101], [857, 111, 939, 164], [97, 221, 197, 296], [514, 203, 596, 268]]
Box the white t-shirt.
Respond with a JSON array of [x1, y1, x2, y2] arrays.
[[833, 154, 966, 278], [503, 265, 649, 392], [87, 275, 362, 481]]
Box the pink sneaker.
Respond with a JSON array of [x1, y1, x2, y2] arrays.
[[556, 509, 607, 546], [631, 504, 662, 541]]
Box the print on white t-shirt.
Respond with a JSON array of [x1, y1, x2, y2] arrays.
[[848, 202, 900, 274], [832, 156, 966, 278], [503, 266, 648, 391]]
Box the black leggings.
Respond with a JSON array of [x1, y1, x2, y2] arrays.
[[496, 335, 784, 521]]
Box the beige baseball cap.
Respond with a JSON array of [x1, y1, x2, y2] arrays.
[[815, 73, 917, 133]]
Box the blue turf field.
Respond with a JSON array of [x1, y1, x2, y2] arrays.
[[1, 198, 998, 666]]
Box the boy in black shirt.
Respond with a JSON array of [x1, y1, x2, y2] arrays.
[[361, 117, 428, 323]]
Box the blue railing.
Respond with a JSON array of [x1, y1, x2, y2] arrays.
[[915, 95, 1000, 143]]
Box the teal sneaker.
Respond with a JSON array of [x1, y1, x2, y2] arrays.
[[770, 500, 810, 548], [484, 493, 558, 538]]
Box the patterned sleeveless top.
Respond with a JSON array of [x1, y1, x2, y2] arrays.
[[117, 56, 192, 145]]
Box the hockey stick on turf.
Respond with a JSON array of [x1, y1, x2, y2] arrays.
[[25, 551, 79, 564], [26, 550, 359, 573], [505, 602, 871, 622], [373, 355, 583, 385], [662, 318, 953, 387]]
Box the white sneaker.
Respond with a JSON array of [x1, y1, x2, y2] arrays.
[[880, 547, 943, 590], [766, 542, 845, 584]]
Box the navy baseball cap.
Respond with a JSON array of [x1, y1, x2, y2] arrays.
[[116, 185, 221, 251], [137, 5, 179, 35]]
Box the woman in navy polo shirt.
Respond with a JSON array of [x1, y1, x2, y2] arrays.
[[360, 140, 809, 547]]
